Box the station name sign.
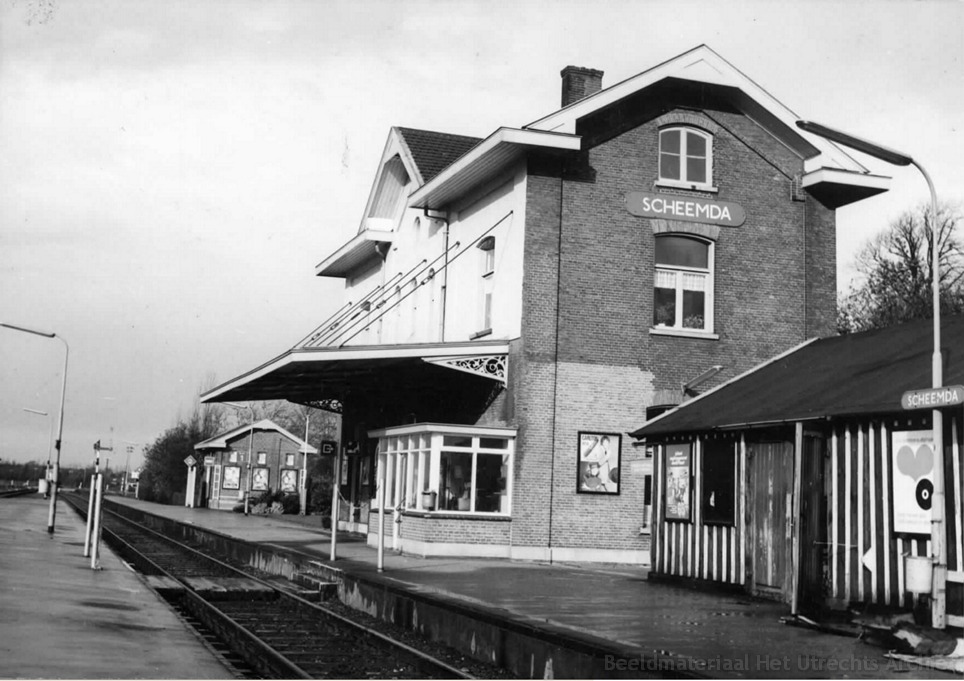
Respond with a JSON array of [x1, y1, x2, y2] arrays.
[[626, 191, 746, 227], [901, 385, 964, 410]]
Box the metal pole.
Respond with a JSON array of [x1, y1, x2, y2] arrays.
[[330, 449, 340, 561], [377, 457, 385, 572], [47, 336, 68, 534], [245, 424, 253, 515], [90, 472, 104, 569], [916, 161, 947, 629], [301, 409, 310, 515]]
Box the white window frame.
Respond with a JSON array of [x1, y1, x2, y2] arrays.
[[652, 235, 716, 337], [657, 126, 715, 191], [369, 424, 515, 517]]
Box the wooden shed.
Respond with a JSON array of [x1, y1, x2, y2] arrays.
[[631, 315, 964, 629]]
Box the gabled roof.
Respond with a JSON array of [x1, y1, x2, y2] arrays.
[[408, 45, 888, 212], [194, 418, 319, 453], [632, 315, 964, 439], [527, 45, 866, 175], [396, 127, 482, 183]]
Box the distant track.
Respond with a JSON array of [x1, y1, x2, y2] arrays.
[[62, 493, 473, 680], [0, 487, 38, 499]]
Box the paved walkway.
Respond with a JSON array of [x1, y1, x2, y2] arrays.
[[110, 496, 957, 679], [0, 494, 232, 679]]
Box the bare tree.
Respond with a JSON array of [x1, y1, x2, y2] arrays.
[[838, 202, 964, 333]]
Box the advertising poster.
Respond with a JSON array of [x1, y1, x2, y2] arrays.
[[281, 469, 298, 493], [222, 465, 240, 490], [577, 432, 621, 494], [665, 444, 691, 521], [891, 429, 935, 534]]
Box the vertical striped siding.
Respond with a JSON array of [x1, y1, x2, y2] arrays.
[[740, 435, 747, 586], [881, 421, 892, 605], [653, 436, 742, 585], [652, 417, 961, 608], [868, 424, 878, 601], [826, 417, 961, 608], [831, 429, 840, 599]]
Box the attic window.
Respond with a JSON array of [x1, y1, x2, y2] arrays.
[[658, 127, 713, 190], [368, 156, 410, 219]]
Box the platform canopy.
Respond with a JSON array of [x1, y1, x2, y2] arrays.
[[200, 340, 509, 411]]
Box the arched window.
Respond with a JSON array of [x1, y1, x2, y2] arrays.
[[659, 127, 713, 189], [653, 235, 713, 332]]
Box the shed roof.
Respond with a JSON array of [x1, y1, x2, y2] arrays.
[[396, 127, 481, 183], [632, 315, 964, 439], [194, 418, 319, 453]]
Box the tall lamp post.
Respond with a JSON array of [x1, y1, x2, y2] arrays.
[[2, 323, 69, 535], [796, 121, 946, 629]]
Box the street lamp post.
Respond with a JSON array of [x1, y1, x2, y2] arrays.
[[796, 121, 946, 629], [2, 323, 69, 535]]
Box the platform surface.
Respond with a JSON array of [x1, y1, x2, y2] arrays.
[[109, 496, 959, 679], [0, 495, 233, 680]]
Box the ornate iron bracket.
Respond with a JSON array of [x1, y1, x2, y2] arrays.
[[423, 355, 507, 384]]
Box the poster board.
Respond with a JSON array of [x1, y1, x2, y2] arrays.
[[664, 443, 691, 521], [577, 432, 621, 494], [891, 429, 934, 535]]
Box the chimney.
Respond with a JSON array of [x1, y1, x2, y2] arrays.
[[560, 65, 604, 107]]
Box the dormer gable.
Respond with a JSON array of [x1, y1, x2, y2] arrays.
[[525, 45, 890, 208]]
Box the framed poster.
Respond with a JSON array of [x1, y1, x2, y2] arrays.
[[252, 467, 269, 491], [577, 432, 621, 494], [281, 469, 298, 493], [222, 465, 240, 490], [664, 443, 691, 521], [892, 429, 934, 534]]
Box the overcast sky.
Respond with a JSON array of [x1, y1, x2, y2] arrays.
[[2, 0, 962, 471]]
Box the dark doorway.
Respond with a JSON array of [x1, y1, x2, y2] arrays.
[[796, 433, 828, 616]]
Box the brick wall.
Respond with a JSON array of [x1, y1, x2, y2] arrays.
[[510, 105, 837, 559]]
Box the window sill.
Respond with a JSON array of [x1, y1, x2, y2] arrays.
[[649, 327, 719, 340], [654, 180, 718, 194], [469, 328, 492, 340], [400, 509, 511, 521]]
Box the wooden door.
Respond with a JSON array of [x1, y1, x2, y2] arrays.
[[749, 441, 794, 600], [797, 434, 828, 615]]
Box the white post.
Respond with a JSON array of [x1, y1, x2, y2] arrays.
[[185, 464, 196, 508], [90, 473, 104, 570], [377, 457, 386, 572], [83, 477, 96, 557], [83, 452, 100, 557], [301, 410, 310, 515], [330, 449, 340, 561]]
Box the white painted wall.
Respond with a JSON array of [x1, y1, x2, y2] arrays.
[[338, 161, 527, 347]]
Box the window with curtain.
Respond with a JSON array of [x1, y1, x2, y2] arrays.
[[653, 235, 713, 332]]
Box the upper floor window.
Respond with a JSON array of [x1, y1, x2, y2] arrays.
[[478, 236, 496, 333], [653, 235, 713, 332], [659, 127, 712, 189]]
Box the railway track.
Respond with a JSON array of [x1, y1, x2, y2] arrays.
[[63, 494, 476, 679]]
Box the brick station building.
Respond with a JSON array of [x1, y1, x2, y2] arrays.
[[202, 45, 889, 564]]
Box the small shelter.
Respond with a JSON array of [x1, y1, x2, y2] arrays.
[[191, 419, 318, 510], [631, 315, 964, 629]]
